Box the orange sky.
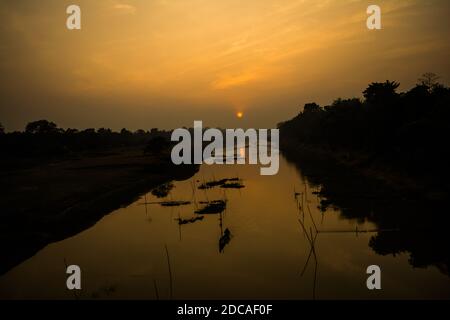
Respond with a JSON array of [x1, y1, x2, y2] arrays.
[[0, 0, 449, 131]]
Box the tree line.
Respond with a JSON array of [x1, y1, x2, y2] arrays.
[[0, 120, 171, 159], [278, 73, 450, 177]]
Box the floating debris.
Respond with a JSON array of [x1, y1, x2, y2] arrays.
[[220, 182, 245, 189], [176, 216, 204, 225], [198, 178, 240, 190], [219, 228, 232, 252], [195, 200, 227, 214], [139, 200, 191, 207], [160, 201, 191, 207]]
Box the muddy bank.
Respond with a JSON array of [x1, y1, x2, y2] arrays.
[[0, 147, 199, 275]]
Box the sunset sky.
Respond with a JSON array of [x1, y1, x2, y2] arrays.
[[0, 0, 449, 131]]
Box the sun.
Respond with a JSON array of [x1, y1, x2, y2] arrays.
[[236, 112, 244, 119]]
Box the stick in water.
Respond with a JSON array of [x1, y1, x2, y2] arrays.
[[164, 244, 173, 299]]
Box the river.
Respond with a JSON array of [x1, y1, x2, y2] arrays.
[[0, 146, 449, 299]]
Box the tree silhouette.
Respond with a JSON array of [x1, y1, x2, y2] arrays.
[[1, 120, 172, 159], [303, 102, 321, 114], [97, 128, 112, 135], [25, 120, 60, 134], [279, 76, 449, 175], [363, 80, 400, 104], [0, 122, 4, 134], [120, 128, 132, 135], [418, 72, 440, 89]]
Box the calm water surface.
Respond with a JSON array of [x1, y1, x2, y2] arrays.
[[0, 151, 449, 299]]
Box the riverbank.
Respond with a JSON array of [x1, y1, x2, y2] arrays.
[[0, 147, 199, 275], [277, 81, 450, 201], [280, 139, 449, 202]]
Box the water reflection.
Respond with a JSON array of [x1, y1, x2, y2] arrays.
[[0, 152, 449, 299], [283, 150, 450, 278]]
